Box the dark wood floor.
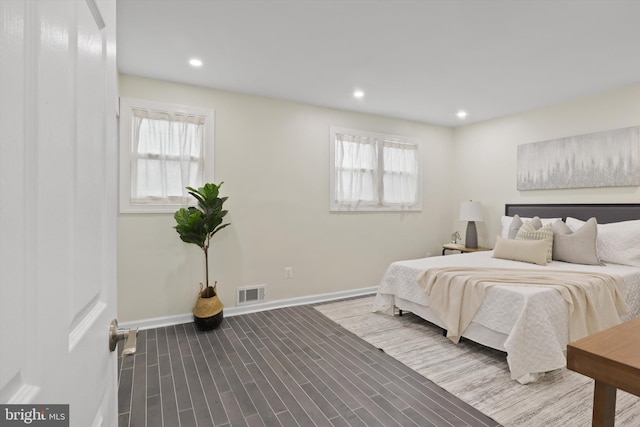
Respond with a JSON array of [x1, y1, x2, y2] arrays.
[[118, 301, 500, 427]]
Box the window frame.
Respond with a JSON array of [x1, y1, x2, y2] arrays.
[[329, 126, 422, 212], [119, 97, 214, 213]]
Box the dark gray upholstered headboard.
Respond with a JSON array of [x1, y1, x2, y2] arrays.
[[505, 204, 640, 224]]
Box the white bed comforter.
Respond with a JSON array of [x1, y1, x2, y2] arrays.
[[373, 251, 640, 383]]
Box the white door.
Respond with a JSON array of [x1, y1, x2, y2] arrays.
[[0, 0, 119, 426]]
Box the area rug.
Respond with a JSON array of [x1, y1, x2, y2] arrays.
[[314, 295, 640, 426]]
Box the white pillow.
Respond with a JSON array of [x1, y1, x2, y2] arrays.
[[500, 215, 561, 239], [566, 217, 640, 267], [500, 216, 513, 238]]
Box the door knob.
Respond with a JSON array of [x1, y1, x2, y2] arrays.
[[109, 319, 138, 357]]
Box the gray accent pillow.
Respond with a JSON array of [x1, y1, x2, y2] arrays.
[[508, 215, 523, 239], [552, 217, 602, 265], [508, 215, 543, 239]]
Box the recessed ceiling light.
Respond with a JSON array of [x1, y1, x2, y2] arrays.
[[456, 110, 468, 119], [189, 58, 203, 67], [354, 90, 365, 98]]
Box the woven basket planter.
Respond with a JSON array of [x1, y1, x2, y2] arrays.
[[193, 285, 224, 331]]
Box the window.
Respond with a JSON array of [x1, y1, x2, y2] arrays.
[[330, 127, 421, 211], [119, 98, 214, 213]]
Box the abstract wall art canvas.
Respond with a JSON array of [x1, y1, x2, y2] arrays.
[[517, 126, 640, 190]]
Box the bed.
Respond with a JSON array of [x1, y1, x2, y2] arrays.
[[373, 204, 640, 384]]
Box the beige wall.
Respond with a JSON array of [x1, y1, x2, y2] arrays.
[[117, 75, 454, 322], [118, 76, 640, 323], [452, 82, 640, 246]]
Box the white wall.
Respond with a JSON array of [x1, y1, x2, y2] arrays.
[[117, 75, 454, 323], [452, 82, 640, 246]]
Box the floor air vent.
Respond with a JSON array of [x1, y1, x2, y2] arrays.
[[237, 285, 266, 306]]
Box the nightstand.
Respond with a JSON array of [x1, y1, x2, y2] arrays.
[[442, 244, 492, 255]]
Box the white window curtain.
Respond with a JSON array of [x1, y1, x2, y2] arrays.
[[334, 133, 378, 205], [330, 126, 421, 212], [382, 140, 418, 205], [130, 108, 206, 204]]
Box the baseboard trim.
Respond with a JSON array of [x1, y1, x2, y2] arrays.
[[120, 286, 377, 331]]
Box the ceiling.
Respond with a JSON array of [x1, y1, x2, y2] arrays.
[[116, 0, 640, 127]]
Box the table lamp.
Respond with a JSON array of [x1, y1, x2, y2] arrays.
[[459, 200, 483, 249]]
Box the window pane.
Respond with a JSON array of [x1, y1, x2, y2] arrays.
[[137, 119, 170, 155], [133, 157, 162, 197], [382, 141, 418, 204], [131, 111, 205, 202], [334, 133, 378, 204], [133, 159, 201, 199], [336, 139, 377, 169], [383, 173, 417, 203], [336, 170, 376, 202], [164, 161, 185, 196]]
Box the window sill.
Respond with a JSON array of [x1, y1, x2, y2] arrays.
[[120, 204, 188, 214], [329, 204, 422, 213]]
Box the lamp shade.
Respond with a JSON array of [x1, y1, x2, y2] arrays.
[[459, 200, 483, 222]]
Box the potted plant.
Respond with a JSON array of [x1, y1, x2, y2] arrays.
[[174, 182, 230, 331]]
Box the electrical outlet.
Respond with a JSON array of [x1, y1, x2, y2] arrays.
[[284, 267, 293, 279]]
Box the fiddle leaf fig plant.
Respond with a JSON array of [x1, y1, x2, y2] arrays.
[[174, 182, 230, 297]]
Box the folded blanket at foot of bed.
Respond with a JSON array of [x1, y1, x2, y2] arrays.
[[417, 267, 629, 343]]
